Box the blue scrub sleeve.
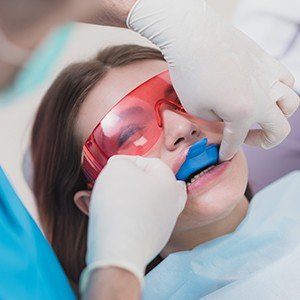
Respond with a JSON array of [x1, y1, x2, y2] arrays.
[[0, 167, 76, 300]]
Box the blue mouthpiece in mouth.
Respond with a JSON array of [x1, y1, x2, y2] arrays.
[[176, 138, 219, 182]]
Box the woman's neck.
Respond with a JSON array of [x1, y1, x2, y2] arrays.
[[161, 196, 249, 258]]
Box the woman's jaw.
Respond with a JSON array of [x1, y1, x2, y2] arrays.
[[161, 195, 249, 256], [161, 149, 249, 255]]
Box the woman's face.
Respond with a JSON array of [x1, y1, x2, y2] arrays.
[[76, 59, 248, 231]]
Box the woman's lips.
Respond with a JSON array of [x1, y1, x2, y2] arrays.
[[186, 160, 231, 195]]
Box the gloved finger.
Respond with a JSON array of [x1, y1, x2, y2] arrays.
[[275, 61, 295, 88], [176, 180, 187, 212], [243, 128, 261, 147], [106, 155, 138, 168], [108, 155, 155, 170], [272, 82, 300, 118], [133, 156, 172, 175], [219, 121, 250, 162], [245, 106, 291, 149], [105, 155, 154, 176], [112, 155, 175, 177]]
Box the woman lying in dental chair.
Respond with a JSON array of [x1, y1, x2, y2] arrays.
[[30, 44, 300, 298]]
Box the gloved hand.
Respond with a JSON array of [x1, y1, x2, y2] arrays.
[[80, 155, 187, 292], [127, 0, 300, 161]]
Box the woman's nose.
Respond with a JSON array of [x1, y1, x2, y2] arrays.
[[162, 109, 202, 151]]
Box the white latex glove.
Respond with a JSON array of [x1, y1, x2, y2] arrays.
[[80, 155, 187, 292], [127, 0, 300, 161]]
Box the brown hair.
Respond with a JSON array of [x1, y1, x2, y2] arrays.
[[31, 44, 164, 292]]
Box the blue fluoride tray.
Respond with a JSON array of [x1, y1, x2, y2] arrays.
[[176, 138, 219, 181]]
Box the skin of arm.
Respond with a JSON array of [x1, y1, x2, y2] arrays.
[[74, 0, 137, 27], [83, 267, 141, 300]]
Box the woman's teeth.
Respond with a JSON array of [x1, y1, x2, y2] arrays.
[[187, 165, 216, 186]]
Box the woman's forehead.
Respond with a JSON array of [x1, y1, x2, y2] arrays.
[[76, 59, 168, 143]]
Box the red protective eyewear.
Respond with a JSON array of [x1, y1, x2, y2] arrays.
[[82, 70, 187, 185]]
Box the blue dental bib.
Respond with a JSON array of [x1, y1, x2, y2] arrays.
[[176, 138, 219, 181]]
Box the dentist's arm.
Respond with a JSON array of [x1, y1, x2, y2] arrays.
[[80, 155, 187, 299]]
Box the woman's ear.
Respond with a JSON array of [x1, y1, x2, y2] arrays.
[[73, 190, 92, 216]]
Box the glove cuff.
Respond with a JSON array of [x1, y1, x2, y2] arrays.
[[126, 0, 142, 29], [79, 260, 144, 295]]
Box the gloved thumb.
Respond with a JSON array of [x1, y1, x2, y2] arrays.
[[219, 121, 249, 161], [176, 180, 187, 212]]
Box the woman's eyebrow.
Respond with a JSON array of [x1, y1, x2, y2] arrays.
[[117, 85, 176, 119], [118, 106, 146, 118]]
